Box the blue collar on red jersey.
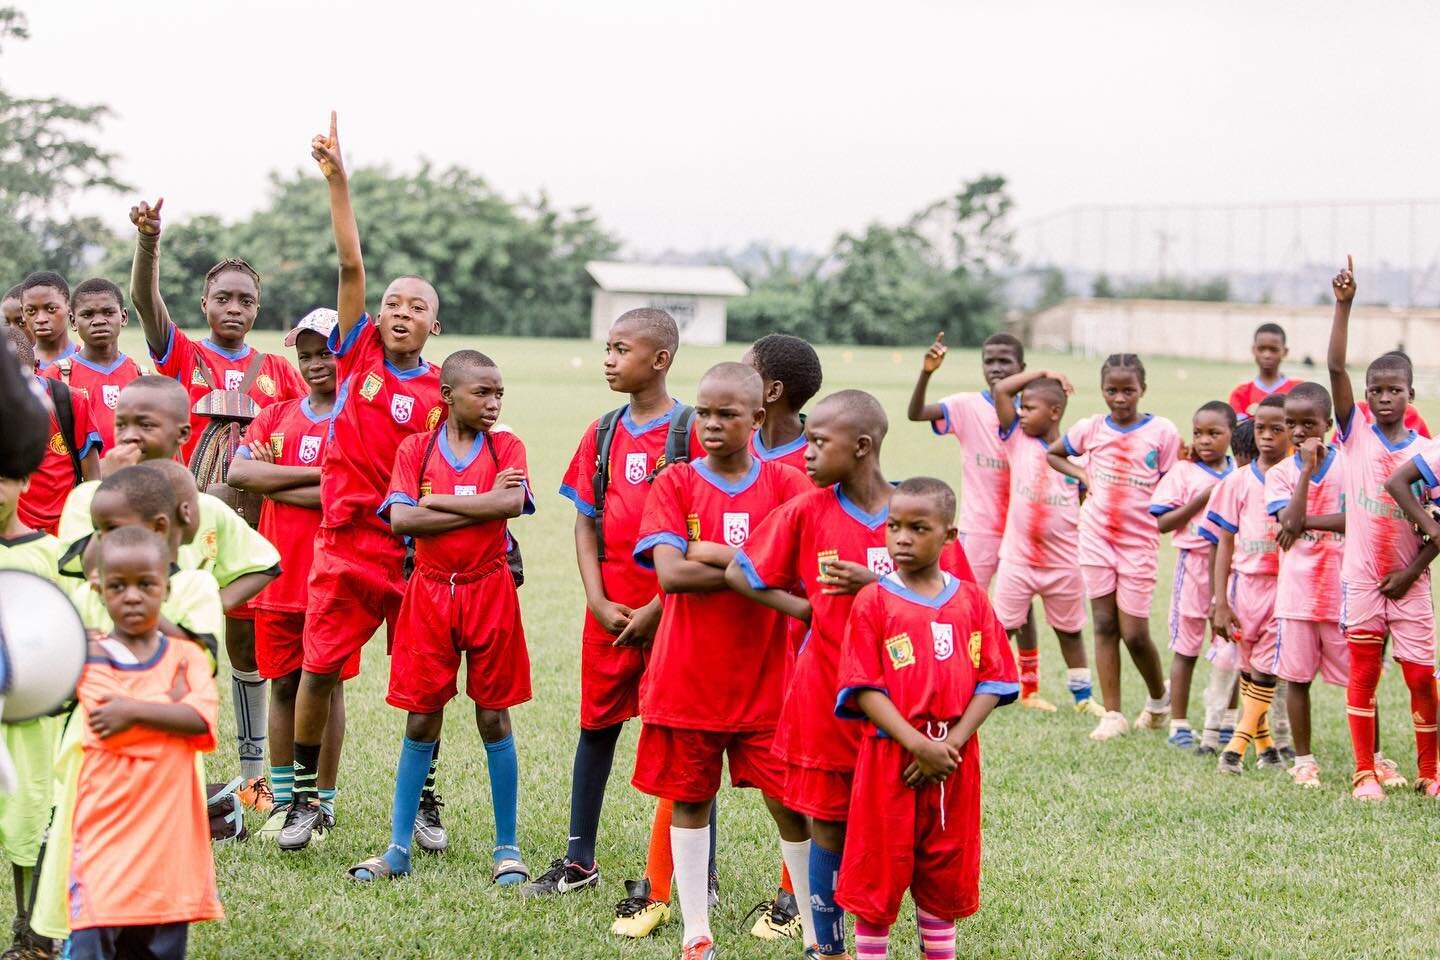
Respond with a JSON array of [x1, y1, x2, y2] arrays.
[[300, 396, 334, 424], [69, 352, 131, 375], [621, 401, 680, 437], [199, 338, 252, 362], [439, 429, 487, 471], [878, 572, 959, 608], [692, 456, 761, 495], [835, 485, 888, 530]]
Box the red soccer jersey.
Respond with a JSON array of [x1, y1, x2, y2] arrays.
[[150, 323, 307, 462], [383, 428, 533, 574], [634, 458, 810, 731], [751, 428, 809, 473], [737, 485, 976, 770], [1228, 376, 1297, 421], [321, 315, 443, 535], [42, 353, 143, 451], [837, 574, 1019, 726], [558, 404, 705, 624], [18, 380, 102, 535], [236, 398, 332, 612]]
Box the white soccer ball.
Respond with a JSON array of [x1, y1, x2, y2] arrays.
[[0, 570, 87, 722]]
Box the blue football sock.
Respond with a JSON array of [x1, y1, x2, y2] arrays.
[[1067, 668, 1094, 704], [269, 766, 294, 807], [809, 841, 847, 955], [317, 787, 337, 818], [485, 734, 519, 854], [707, 797, 718, 876], [383, 737, 434, 877], [565, 723, 622, 867]]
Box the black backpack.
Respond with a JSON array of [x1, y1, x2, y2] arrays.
[[590, 403, 695, 561], [42, 377, 82, 484]]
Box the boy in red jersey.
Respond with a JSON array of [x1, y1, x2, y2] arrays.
[[348, 350, 534, 884], [633, 362, 811, 960], [1228, 323, 1295, 421], [22, 272, 75, 372], [228, 308, 351, 841], [746, 332, 823, 472], [525, 308, 706, 929], [1326, 257, 1438, 801], [835, 477, 1017, 960], [41, 279, 143, 452], [728, 390, 975, 959], [9, 323, 101, 535], [278, 114, 447, 850]]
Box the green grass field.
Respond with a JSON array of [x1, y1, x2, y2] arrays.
[[44, 331, 1440, 958]]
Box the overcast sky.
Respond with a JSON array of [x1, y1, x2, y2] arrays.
[[11, 1, 1440, 256]]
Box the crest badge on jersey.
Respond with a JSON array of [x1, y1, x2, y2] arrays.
[[101, 384, 120, 409], [968, 630, 983, 668], [1144, 448, 1159, 469], [224, 369, 244, 391], [391, 394, 415, 424], [359, 373, 383, 401], [625, 452, 648, 484], [298, 435, 322, 465], [817, 548, 839, 578], [47, 432, 67, 456], [190, 367, 208, 387], [269, 433, 284, 458], [723, 512, 750, 547], [419, 481, 432, 498], [886, 632, 915, 670], [866, 547, 895, 576], [427, 406, 443, 430], [931, 622, 954, 662], [256, 373, 276, 398], [686, 513, 701, 542], [455, 485, 477, 496]]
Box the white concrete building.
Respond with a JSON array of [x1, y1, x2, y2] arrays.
[[586, 261, 748, 346]]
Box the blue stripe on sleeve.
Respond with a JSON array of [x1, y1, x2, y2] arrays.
[[733, 550, 769, 590], [977, 680, 1020, 706], [632, 531, 688, 570], [557, 483, 596, 518], [1206, 510, 1239, 534]]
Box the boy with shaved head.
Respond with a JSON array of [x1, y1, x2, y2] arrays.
[[728, 389, 974, 959], [634, 362, 811, 960], [279, 114, 447, 850]]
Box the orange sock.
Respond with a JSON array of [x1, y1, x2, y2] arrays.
[[643, 799, 674, 903], [1224, 675, 1274, 757], [780, 861, 793, 895], [1018, 649, 1041, 699]]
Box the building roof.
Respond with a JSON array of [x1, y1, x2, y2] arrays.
[[585, 260, 749, 298]]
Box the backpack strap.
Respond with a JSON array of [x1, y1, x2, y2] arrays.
[[590, 407, 625, 562], [417, 425, 444, 498], [237, 349, 264, 394], [43, 377, 83, 484], [662, 404, 697, 472]]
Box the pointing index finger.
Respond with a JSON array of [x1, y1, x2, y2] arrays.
[[1347, 254, 1353, 275], [153, 197, 163, 215], [329, 110, 338, 142]]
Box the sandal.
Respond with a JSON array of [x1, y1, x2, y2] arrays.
[[348, 852, 404, 883], [492, 846, 530, 886]]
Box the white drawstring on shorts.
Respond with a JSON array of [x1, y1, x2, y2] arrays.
[[925, 720, 950, 831]]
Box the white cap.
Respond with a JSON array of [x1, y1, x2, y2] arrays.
[[284, 307, 339, 347]]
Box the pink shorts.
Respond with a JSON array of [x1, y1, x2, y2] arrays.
[[1273, 618, 1349, 686], [1168, 547, 1212, 657], [1228, 572, 1277, 676], [1341, 578, 1436, 665], [993, 559, 1085, 633], [959, 532, 1001, 589]]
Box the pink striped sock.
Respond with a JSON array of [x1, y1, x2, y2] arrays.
[[853, 919, 890, 960], [917, 908, 955, 960]]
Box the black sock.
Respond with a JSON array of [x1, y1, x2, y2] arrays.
[[422, 739, 441, 801], [564, 724, 623, 866], [294, 741, 321, 804], [708, 797, 718, 876]]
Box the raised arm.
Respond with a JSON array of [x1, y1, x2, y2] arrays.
[[906, 332, 947, 422], [1328, 255, 1357, 431], [312, 112, 366, 339], [993, 368, 1073, 434], [127, 197, 172, 355]]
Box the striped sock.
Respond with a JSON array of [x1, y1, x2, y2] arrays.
[[1066, 667, 1094, 704], [917, 908, 955, 960], [231, 669, 268, 781], [422, 739, 441, 799], [854, 919, 889, 960], [317, 788, 337, 818], [293, 741, 321, 805], [808, 842, 846, 955], [269, 766, 294, 807], [1226, 676, 1274, 757]]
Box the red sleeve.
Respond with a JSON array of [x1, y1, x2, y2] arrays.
[[240, 403, 277, 449], [380, 433, 427, 522], [329, 313, 381, 377], [835, 584, 887, 718], [971, 586, 1018, 689], [634, 464, 689, 568], [559, 424, 599, 517], [736, 497, 803, 590], [1409, 406, 1432, 439], [150, 322, 195, 379], [495, 432, 536, 515], [71, 390, 103, 460], [1228, 383, 1249, 418], [940, 539, 976, 583]]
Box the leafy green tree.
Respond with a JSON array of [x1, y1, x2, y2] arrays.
[[0, 7, 129, 284], [726, 246, 824, 343]]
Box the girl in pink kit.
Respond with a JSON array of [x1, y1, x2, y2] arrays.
[[1047, 354, 1180, 741], [1326, 257, 1438, 801], [1149, 401, 1234, 749]]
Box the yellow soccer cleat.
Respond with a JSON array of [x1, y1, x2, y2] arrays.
[[1020, 693, 1058, 713], [611, 879, 671, 939], [746, 889, 802, 941], [1074, 697, 1105, 718]]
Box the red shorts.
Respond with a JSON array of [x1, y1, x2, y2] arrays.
[[782, 762, 853, 822], [227, 601, 255, 623], [387, 560, 531, 715], [836, 733, 983, 926], [632, 724, 785, 803], [302, 525, 405, 675], [580, 620, 649, 730], [255, 610, 360, 682]]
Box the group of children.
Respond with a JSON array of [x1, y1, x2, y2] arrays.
[[0, 106, 1435, 960]]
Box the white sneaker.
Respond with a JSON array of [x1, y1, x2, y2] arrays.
[[1090, 711, 1130, 741], [1134, 685, 1172, 730]]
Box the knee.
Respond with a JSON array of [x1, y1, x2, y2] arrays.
[[405, 711, 444, 743], [271, 673, 300, 706], [477, 708, 512, 743]]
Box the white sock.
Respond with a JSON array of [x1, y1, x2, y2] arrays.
[[671, 825, 711, 943], [780, 838, 816, 946], [1295, 753, 1316, 768], [231, 669, 268, 781]]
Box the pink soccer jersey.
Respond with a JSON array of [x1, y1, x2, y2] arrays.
[[1205, 462, 1281, 577], [1336, 408, 1428, 586], [1263, 446, 1344, 621], [932, 392, 1009, 539], [998, 423, 1079, 568], [1063, 413, 1181, 559], [1149, 458, 1232, 550]]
